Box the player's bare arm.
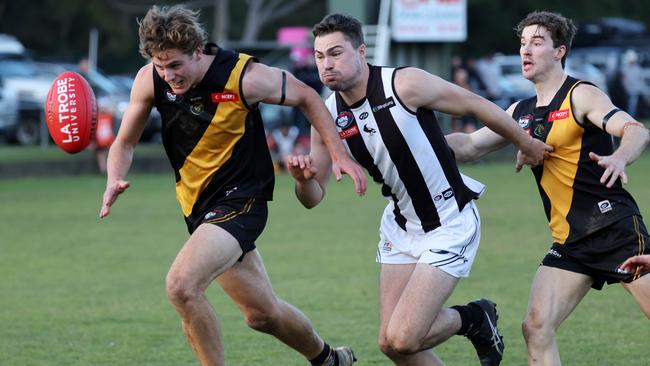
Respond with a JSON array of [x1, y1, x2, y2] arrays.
[[100, 64, 155, 218], [572, 83, 650, 187], [446, 126, 510, 163], [242, 62, 367, 195], [396, 67, 551, 168], [287, 127, 334, 209]]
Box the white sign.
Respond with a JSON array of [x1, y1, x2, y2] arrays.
[[392, 0, 467, 42]]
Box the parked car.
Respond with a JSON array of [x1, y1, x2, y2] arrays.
[[0, 76, 19, 143], [0, 34, 52, 145]]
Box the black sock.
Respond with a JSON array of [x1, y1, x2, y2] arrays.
[[451, 303, 484, 336], [309, 343, 338, 366]]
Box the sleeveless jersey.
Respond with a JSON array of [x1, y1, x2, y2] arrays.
[[325, 65, 485, 234], [153, 46, 274, 228], [512, 76, 640, 244]]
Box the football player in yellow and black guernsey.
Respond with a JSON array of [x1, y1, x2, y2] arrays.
[[99, 4, 365, 366], [446, 10, 650, 365]]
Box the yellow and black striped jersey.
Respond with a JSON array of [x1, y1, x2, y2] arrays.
[[512, 76, 640, 244], [153, 45, 274, 230]]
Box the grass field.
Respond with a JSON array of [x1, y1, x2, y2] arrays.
[[1, 153, 650, 365]]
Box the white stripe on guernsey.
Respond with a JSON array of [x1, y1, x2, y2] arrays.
[[379, 68, 460, 229]]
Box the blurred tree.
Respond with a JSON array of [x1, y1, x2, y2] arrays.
[[1, 0, 648, 73]]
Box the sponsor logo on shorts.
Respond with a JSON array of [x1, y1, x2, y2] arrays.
[[225, 187, 238, 197], [616, 267, 629, 274], [381, 241, 393, 253], [598, 200, 613, 213], [547, 249, 562, 258]]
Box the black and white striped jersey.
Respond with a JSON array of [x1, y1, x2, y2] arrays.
[[325, 65, 485, 234]]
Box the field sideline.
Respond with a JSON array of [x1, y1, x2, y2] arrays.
[[1, 153, 649, 365]]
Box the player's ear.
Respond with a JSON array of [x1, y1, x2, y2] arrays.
[[555, 45, 566, 61]]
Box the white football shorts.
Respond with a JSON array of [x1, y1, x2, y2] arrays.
[[376, 200, 481, 278]]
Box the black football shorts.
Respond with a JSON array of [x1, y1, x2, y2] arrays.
[[542, 215, 649, 290], [187, 197, 268, 258]]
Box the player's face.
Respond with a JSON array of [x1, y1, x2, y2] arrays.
[[314, 32, 364, 92], [519, 25, 564, 81], [151, 48, 201, 95]]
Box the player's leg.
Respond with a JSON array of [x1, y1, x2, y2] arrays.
[[383, 264, 459, 365], [217, 249, 355, 365], [623, 274, 650, 318], [378, 263, 443, 365], [522, 266, 592, 365], [166, 223, 245, 365]]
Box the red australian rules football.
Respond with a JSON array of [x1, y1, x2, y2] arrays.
[[45, 71, 97, 153]]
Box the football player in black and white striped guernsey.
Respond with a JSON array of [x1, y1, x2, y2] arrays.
[[287, 13, 551, 366]]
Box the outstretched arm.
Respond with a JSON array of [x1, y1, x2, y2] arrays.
[[100, 65, 154, 218], [396, 68, 552, 169], [573, 83, 650, 187], [446, 126, 511, 163], [242, 62, 366, 195]]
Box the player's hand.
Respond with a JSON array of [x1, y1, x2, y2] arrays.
[[99, 180, 130, 218], [331, 155, 367, 196], [618, 254, 650, 273], [286, 155, 318, 182], [589, 152, 628, 188], [515, 137, 553, 172]]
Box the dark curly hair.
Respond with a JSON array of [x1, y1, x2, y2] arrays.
[[516, 11, 577, 68], [312, 13, 364, 48], [138, 5, 208, 59]]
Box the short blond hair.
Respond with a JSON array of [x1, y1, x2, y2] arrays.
[[138, 4, 208, 59]]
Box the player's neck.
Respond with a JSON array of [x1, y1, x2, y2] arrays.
[[339, 63, 370, 106], [534, 67, 566, 106]]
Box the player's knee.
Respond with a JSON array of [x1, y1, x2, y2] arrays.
[[377, 334, 394, 356], [243, 307, 279, 333], [385, 328, 420, 354], [522, 311, 551, 343], [165, 272, 199, 307]]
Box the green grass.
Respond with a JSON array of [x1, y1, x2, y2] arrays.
[[1, 154, 650, 365]]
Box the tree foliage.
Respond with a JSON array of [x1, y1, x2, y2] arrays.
[[0, 0, 648, 73]]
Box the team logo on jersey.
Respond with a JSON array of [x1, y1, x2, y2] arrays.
[[548, 109, 569, 122], [518, 114, 533, 129], [359, 111, 369, 120], [598, 200, 613, 213], [336, 111, 355, 129], [190, 102, 205, 115], [371, 97, 395, 113], [363, 124, 377, 135], [166, 90, 178, 102], [533, 123, 546, 137], [211, 92, 239, 103]]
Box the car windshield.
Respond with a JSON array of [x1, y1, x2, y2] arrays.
[[0, 54, 38, 77]]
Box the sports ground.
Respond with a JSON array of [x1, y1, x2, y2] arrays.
[[1, 150, 649, 365]]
